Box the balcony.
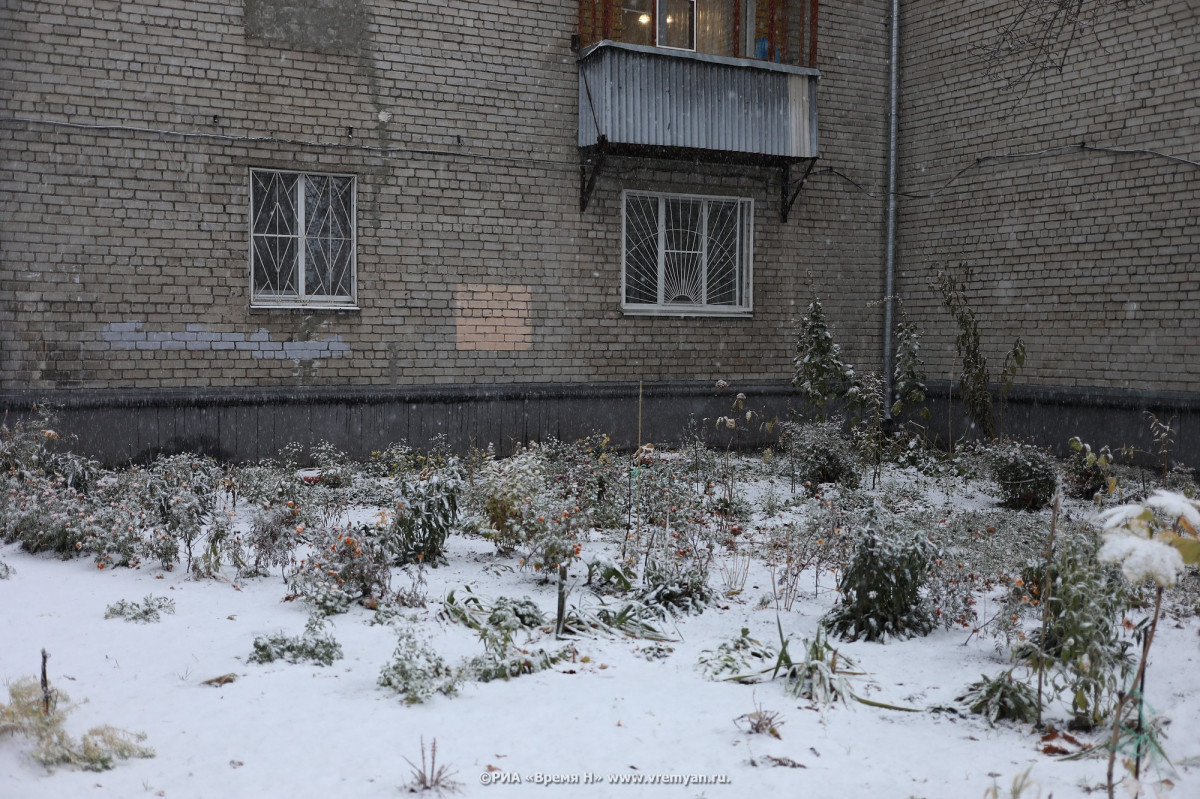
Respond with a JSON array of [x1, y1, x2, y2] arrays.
[[577, 1, 820, 218]]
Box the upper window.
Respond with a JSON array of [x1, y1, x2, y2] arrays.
[[249, 169, 356, 308], [581, 1, 817, 66], [622, 190, 753, 315], [618, 1, 695, 50]]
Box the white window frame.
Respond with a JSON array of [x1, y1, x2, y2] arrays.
[[656, 0, 697, 52], [248, 168, 358, 309], [621, 190, 754, 317]]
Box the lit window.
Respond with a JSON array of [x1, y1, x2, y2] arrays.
[[250, 168, 356, 308], [658, 0, 695, 50], [622, 190, 753, 315], [616, 0, 694, 50]]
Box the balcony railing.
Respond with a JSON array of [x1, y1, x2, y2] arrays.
[[578, 41, 818, 161], [576, 2, 820, 220]]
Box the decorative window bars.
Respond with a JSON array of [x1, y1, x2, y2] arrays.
[[250, 169, 356, 307], [622, 190, 753, 315]]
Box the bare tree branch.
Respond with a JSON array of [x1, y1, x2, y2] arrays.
[[975, 0, 1154, 89]]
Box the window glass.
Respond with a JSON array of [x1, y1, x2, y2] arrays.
[[250, 169, 356, 306], [620, 0, 655, 47], [659, 0, 695, 49], [624, 193, 660, 304], [623, 191, 751, 314]]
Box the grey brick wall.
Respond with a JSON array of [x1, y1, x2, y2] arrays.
[[2, 0, 892, 396], [894, 1, 1199, 396]]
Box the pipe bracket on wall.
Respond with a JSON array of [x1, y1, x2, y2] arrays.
[[579, 138, 608, 213], [781, 158, 818, 223]]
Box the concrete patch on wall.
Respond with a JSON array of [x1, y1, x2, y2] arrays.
[[101, 322, 350, 360], [453, 285, 534, 352], [243, 0, 368, 55]]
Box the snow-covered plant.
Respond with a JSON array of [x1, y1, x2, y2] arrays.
[[559, 599, 670, 641], [990, 441, 1058, 510], [792, 297, 854, 420], [0, 405, 60, 478], [1095, 490, 1194, 586], [777, 420, 860, 495], [249, 615, 344, 667], [637, 643, 674, 661], [1014, 539, 1130, 730], [229, 461, 297, 507], [958, 670, 1039, 726], [717, 553, 750, 598], [824, 510, 935, 642], [0, 559, 10, 579], [734, 701, 785, 739], [933, 269, 1009, 440], [0, 475, 155, 569], [42, 451, 103, 496], [191, 514, 244, 578], [639, 561, 714, 618], [378, 627, 459, 703], [245, 497, 306, 578], [475, 445, 546, 555], [385, 465, 461, 566], [289, 523, 392, 612], [630, 461, 719, 560], [759, 480, 785, 518], [766, 521, 820, 612], [0, 475, 90, 557], [442, 589, 545, 652], [0, 676, 153, 772], [308, 440, 352, 488], [402, 737, 461, 794], [783, 628, 858, 707], [367, 442, 414, 477], [520, 498, 587, 574], [698, 628, 776, 681], [541, 434, 626, 529], [845, 371, 887, 489], [1065, 437, 1114, 500], [484, 596, 544, 647], [1094, 490, 1196, 798], [464, 644, 575, 684], [104, 595, 176, 624], [679, 418, 719, 492], [585, 556, 634, 595], [890, 312, 930, 421], [1165, 464, 1199, 498]]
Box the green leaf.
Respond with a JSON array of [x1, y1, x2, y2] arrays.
[[1171, 538, 1200, 565]]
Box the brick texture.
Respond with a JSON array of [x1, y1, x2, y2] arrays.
[[895, 1, 1199, 394], [0, 1, 884, 393]]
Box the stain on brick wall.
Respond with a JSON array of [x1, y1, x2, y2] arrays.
[[101, 322, 351, 360], [453, 284, 534, 352], [243, 0, 369, 55]]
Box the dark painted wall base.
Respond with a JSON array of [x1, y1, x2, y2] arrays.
[[921, 382, 1200, 470], [2, 381, 1197, 469], [0, 381, 797, 465]]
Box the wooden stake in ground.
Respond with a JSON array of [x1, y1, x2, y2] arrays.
[[40, 648, 51, 714], [555, 564, 568, 638]]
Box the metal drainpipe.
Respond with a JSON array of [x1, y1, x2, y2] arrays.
[[882, 0, 900, 415]]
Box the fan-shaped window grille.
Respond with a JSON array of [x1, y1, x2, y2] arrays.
[[622, 191, 752, 315], [250, 169, 356, 307]]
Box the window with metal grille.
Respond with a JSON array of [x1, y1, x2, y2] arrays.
[[622, 190, 753, 315], [250, 169, 356, 308]]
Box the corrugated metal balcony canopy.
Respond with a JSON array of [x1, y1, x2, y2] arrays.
[[578, 41, 819, 164]]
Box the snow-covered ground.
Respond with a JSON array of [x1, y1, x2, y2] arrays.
[[2, 465, 1199, 799]]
